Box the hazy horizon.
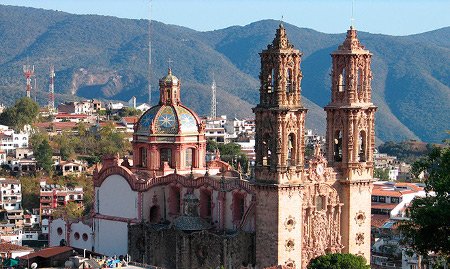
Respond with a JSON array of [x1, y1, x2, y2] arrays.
[[0, 0, 449, 36]]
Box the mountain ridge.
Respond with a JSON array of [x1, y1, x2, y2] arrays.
[[0, 5, 448, 143]]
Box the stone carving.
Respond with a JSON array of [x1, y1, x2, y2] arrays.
[[355, 233, 364, 245], [284, 216, 296, 232], [301, 183, 343, 268], [285, 259, 295, 268], [285, 239, 295, 252], [355, 211, 366, 226]]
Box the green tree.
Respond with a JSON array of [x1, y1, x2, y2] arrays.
[[20, 176, 40, 210], [118, 107, 142, 117], [207, 140, 249, 172], [34, 139, 54, 174], [374, 168, 390, 180], [53, 132, 76, 160], [0, 97, 39, 130], [399, 146, 450, 258], [52, 201, 84, 219], [307, 253, 370, 269], [97, 122, 130, 156]]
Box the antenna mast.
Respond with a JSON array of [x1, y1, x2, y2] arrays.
[[351, 0, 355, 27], [210, 74, 217, 119], [148, 0, 152, 106], [23, 64, 35, 98], [49, 65, 55, 113]]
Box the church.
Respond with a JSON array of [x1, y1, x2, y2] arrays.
[[49, 24, 376, 269]]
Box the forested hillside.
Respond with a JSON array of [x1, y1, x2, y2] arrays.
[[0, 5, 448, 143]]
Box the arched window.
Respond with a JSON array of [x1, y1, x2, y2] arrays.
[[270, 68, 275, 93], [160, 148, 172, 168], [262, 134, 271, 166], [357, 68, 363, 92], [287, 133, 296, 166], [233, 193, 245, 222], [338, 68, 346, 92], [334, 130, 343, 162], [140, 147, 147, 168], [185, 148, 194, 168], [200, 190, 212, 218], [149, 205, 160, 223], [358, 130, 367, 162], [169, 186, 181, 215], [286, 68, 293, 93]]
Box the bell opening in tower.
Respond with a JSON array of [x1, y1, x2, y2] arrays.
[[286, 68, 293, 93], [357, 68, 363, 92], [358, 130, 367, 162], [262, 133, 271, 166], [287, 133, 296, 166], [269, 68, 275, 93], [334, 130, 343, 162], [338, 68, 346, 92]]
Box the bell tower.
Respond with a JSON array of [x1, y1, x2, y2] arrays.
[[254, 23, 307, 185], [254, 24, 307, 268], [325, 27, 377, 262]]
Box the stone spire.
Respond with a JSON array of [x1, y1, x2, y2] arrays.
[[269, 23, 293, 50], [338, 26, 366, 51]]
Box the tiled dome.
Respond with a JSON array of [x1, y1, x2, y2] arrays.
[[136, 104, 200, 135]]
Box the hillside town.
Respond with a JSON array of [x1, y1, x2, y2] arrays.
[[0, 26, 445, 269], [0, 0, 446, 268]]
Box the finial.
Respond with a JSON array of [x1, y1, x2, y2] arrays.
[[279, 15, 284, 28], [167, 58, 174, 70], [167, 67, 172, 75], [350, 0, 355, 28]]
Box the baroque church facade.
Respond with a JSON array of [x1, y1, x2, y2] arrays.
[[49, 25, 376, 269]]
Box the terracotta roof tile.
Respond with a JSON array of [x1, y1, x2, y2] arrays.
[[20, 246, 73, 259], [0, 242, 33, 252], [371, 203, 398, 210], [371, 214, 390, 228]]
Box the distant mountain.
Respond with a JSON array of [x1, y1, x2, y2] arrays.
[[0, 5, 448, 143]]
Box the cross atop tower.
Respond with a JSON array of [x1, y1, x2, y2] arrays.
[[167, 58, 174, 69]]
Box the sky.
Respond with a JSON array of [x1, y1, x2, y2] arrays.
[[0, 0, 449, 35]]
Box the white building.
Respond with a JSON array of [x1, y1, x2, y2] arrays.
[[0, 129, 29, 154], [0, 178, 22, 211]]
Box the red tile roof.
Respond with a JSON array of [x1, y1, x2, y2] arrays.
[[0, 242, 33, 252], [20, 246, 73, 259], [55, 114, 89, 118], [34, 122, 78, 130], [371, 203, 398, 210], [371, 214, 390, 228], [122, 116, 138, 124]]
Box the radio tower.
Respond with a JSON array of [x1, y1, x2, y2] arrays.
[[48, 65, 55, 113], [147, 0, 152, 106], [23, 64, 35, 98], [210, 74, 217, 119]]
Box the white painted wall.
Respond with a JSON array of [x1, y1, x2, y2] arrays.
[[96, 175, 138, 219], [94, 218, 128, 256], [70, 221, 93, 250], [11, 250, 32, 258], [49, 218, 67, 247]]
